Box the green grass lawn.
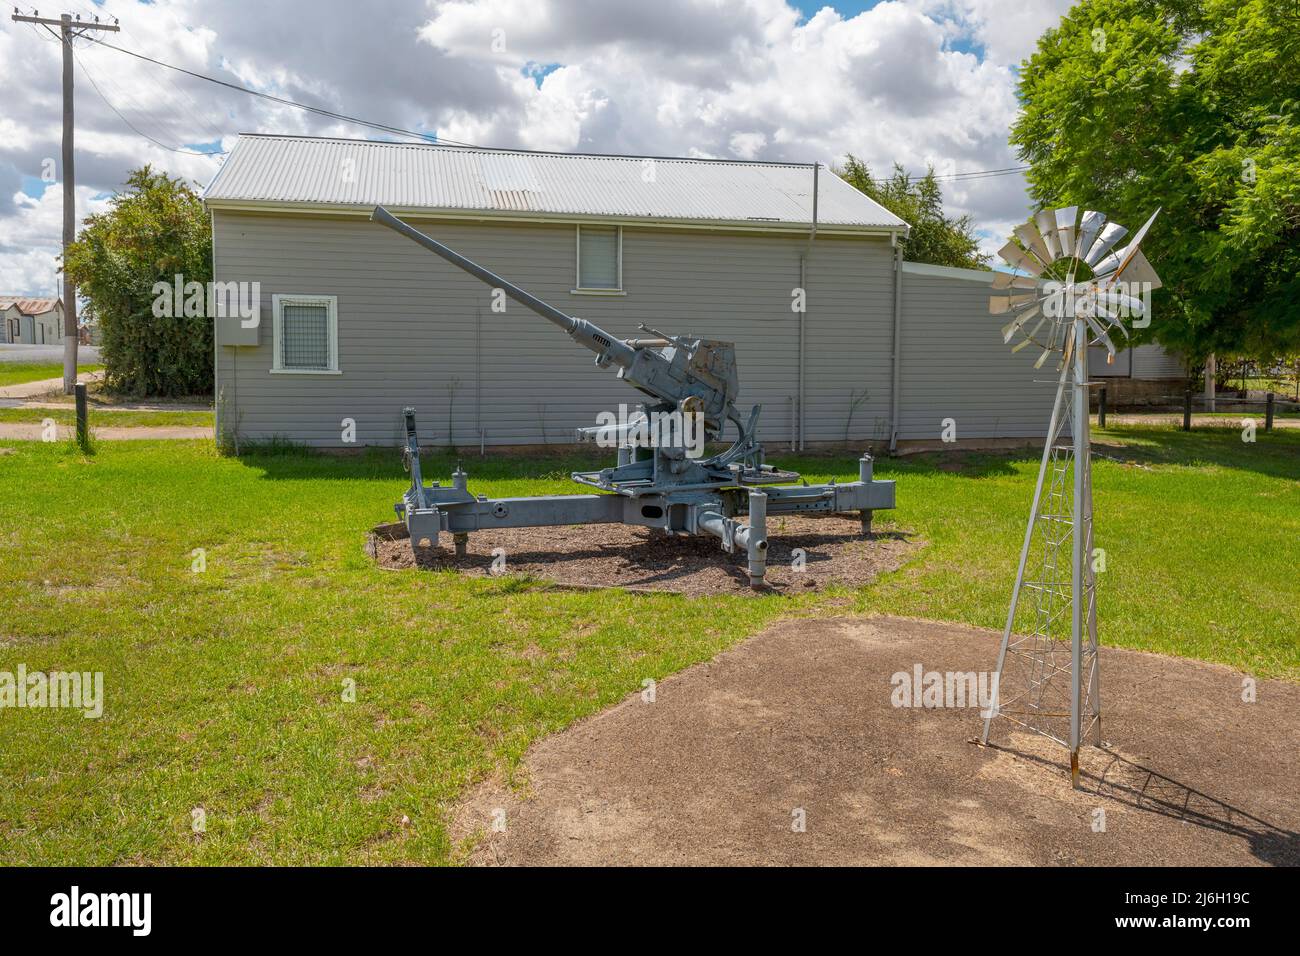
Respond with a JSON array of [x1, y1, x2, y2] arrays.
[[0, 407, 213, 427], [0, 425, 1295, 865], [0, 363, 102, 388]]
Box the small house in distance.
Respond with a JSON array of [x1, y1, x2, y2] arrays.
[[0, 297, 64, 345], [203, 134, 1183, 450]]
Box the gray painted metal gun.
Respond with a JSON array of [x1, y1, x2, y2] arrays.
[[373, 206, 895, 587]]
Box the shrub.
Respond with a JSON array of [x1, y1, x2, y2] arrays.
[[64, 166, 212, 397]]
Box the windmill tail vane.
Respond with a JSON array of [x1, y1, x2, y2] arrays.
[[980, 205, 1161, 788]]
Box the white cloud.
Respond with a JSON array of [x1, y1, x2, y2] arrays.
[[0, 0, 1077, 292], [0, 184, 112, 297], [912, 0, 1076, 66]]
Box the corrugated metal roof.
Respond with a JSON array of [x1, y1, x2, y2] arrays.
[[203, 135, 907, 233], [0, 297, 60, 315]]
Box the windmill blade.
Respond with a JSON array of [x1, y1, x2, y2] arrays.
[[1092, 304, 1132, 341], [1084, 222, 1128, 267], [1001, 303, 1042, 342], [1115, 248, 1162, 291], [1011, 316, 1048, 351], [1097, 310, 1128, 343], [992, 271, 1040, 291], [1108, 208, 1162, 283], [1034, 209, 1060, 260], [1074, 210, 1107, 260], [1097, 290, 1145, 318], [1038, 285, 1068, 320], [1033, 346, 1054, 369], [990, 292, 1038, 315], [1095, 243, 1163, 292], [1015, 222, 1055, 266], [1084, 312, 1119, 357], [1053, 206, 1079, 262], [1046, 316, 1068, 351], [1091, 250, 1121, 279], [997, 240, 1046, 275]]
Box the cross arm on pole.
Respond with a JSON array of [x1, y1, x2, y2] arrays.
[[11, 14, 120, 32]]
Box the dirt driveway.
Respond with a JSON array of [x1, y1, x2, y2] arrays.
[[455, 616, 1299, 866]]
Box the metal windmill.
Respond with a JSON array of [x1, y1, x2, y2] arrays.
[[980, 205, 1162, 787]]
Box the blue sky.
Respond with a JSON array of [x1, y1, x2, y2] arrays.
[[793, 1, 987, 56], [791, 0, 883, 17]]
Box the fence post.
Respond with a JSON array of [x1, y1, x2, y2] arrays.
[[1183, 388, 1192, 431], [74, 382, 88, 450], [1266, 392, 1275, 433], [1098, 386, 1107, 429]]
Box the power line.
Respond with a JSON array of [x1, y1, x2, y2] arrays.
[[81, 33, 470, 147], [75, 29, 227, 156], [861, 164, 1030, 184], [943, 166, 1031, 179], [73, 47, 224, 157], [81, 34, 1032, 182], [105, 17, 236, 153]]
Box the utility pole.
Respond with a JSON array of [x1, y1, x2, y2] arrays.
[[11, 9, 120, 394]]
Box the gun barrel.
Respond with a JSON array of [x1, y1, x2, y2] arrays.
[[372, 205, 576, 331], [372, 206, 632, 365]]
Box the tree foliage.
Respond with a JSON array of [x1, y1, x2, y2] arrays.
[[837, 156, 990, 269], [1013, 0, 1300, 362], [64, 166, 213, 396]]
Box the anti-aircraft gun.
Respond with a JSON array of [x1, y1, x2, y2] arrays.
[[372, 205, 895, 587]]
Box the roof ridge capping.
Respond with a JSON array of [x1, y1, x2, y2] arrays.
[[230, 132, 823, 169]]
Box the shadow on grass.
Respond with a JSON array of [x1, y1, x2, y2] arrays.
[[231, 442, 608, 484], [1093, 424, 1300, 481], [887, 450, 1021, 479], [227, 426, 1299, 487]]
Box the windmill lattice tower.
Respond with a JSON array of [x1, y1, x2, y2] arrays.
[[980, 205, 1162, 788]]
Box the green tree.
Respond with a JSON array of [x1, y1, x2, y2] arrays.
[[1012, 0, 1300, 363], [837, 156, 990, 269], [64, 166, 213, 396]]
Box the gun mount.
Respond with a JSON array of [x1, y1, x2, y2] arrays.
[[372, 206, 896, 587]]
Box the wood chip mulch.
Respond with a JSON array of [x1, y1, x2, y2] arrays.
[[368, 514, 917, 596]]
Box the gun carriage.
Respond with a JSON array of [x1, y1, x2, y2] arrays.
[[372, 206, 896, 587]]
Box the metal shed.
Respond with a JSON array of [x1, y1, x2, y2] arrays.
[[203, 135, 1181, 450]]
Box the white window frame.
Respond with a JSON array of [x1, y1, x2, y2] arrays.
[[271, 293, 340, 375], [573, 224, 625, 295]]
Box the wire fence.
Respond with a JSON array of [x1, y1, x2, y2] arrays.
[[1095, 386, 1299, 432]]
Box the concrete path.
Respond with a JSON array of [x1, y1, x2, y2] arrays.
[[12, 398, 213, 412], [0, 344, 101, 363], [0, 422, 211, 441]]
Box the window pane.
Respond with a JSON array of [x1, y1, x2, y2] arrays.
[[579, 226, 619, 288], [282, 304, 330, 369]]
